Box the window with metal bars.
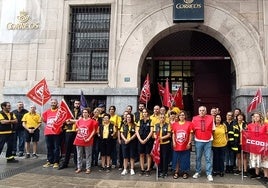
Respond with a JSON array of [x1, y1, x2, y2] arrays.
[[67, 6, 111, 81]]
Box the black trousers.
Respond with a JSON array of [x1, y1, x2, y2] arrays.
[[159, 143, 171, 174], [62, 132, 77, 166], [0, 133, 14, 158]]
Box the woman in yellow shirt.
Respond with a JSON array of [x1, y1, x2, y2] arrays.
[[212, 114, 227, 177]]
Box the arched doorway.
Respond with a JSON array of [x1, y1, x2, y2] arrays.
[[141, 30, 233, 118]]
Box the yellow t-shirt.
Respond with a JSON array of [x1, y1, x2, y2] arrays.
[[212, 124, 227, 147], [21, 112, 42, 129], [102, 123, 109, 139]]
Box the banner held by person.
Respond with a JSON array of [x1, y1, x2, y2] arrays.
[[26, 78, 51, 106], [139, 74, 151, 106], [52, 99, 74, 134], [242, 130, 268, 156], [151, 133, 160, 180], [247, 88, 262, 113]]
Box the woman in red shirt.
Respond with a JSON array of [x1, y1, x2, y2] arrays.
[[73, 108, 97, 174], [171, 110, 193, 179]]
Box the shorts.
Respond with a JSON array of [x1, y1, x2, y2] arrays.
[[99, 139, 112, 156], [122, 139, 137, 159], [138, 139, 153, 155], [25, 129, 40, 142], [249, 153, 261, 168]]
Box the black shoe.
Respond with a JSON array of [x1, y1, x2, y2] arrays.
[[7, 158, 19, 163], [158, 173, 163, 178], [212, 171, 218, 176], [18, 152, 24, 157], [251, 174, 261, 179], [25, 154, 30, 159], [243, 171, 248, 177], [32, 154, 39, 158], [234, 170, 241, 175], [219, 172, 224, 177], [58, 164, 67, 170]]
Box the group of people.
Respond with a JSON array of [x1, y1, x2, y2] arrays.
[[0, 101, 41, 163], [1, 98, 268, 184]]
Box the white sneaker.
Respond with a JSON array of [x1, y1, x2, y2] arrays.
[[121, 169, 128, 175], [192, 172, 200, 179], [207, 175, 213, 181], [130, 169, 135, 175]]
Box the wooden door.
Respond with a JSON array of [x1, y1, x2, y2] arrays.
[[193, 60, 231, 117]]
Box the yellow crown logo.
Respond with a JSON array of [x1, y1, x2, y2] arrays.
[[184, 0, 194, 4], [17, 11, 30, 23]]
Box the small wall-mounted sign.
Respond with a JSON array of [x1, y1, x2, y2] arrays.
[[173, 0, 204, 22], [124, 77, 130, 82]]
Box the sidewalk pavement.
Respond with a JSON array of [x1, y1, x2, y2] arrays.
[[0, 153, 266, 188]]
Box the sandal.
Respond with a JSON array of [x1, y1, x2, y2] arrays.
[[85, 169, 91, 174], [75, 169, 82, 173], [182, 173, 189, 179], [173, 172, 179, 179]]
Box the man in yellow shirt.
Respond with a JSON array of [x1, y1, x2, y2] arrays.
[[22, 105, 42, 158]]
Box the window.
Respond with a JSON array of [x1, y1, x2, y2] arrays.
[[157, 60, 193, 95], [67, 6, 111, 81]]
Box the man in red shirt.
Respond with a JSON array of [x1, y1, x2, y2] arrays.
[[42, 99, 61, 169], [192, 106, 215, 182]]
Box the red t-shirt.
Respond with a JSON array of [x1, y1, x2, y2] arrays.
[[42, 109, 61, 135], [192, 115, 214, 141], [172, 121, 193, 151], [74, 118, 97, 147], [247, 122, 268, 134]]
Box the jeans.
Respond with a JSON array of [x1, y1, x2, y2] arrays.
[[172, 149, 191, 172], [225, 146, 234, 166], [45, 135, 61, 164], [195, 141, 212, 175], [13, 129, 25, 154], [77, 145, 92, 170]]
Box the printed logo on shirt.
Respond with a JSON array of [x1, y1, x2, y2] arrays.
[[175, 130, 187, 145]]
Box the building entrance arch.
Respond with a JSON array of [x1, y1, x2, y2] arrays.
[[116, 2, 265, 114]]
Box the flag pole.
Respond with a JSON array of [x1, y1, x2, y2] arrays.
[[260, 88, 266, 117], [156, 164, 158, 181]]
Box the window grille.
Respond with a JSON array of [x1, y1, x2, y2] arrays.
[[67, 6, 111, 81]]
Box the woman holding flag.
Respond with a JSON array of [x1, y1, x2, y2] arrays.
[[153, 114, 171, 178]]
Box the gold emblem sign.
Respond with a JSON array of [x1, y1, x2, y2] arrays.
[[7, 11, 39, 30]]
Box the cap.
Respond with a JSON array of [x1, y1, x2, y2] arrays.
[[98, 104, 105, 108]]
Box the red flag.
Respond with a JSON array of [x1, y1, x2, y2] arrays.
[[173, 86, 184, 109], [242, 130, 268, 156], [52, 99, 74, 133], [163, 79, 173, 107], [26, 78, 51, 106], [157, 83, 165, 97], [139, 74, 151, 103], [151, 134, 160, 165], [247, 88, 262, 113]]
